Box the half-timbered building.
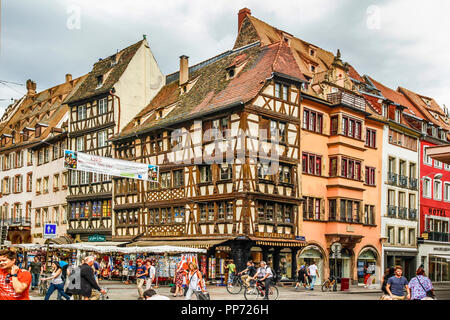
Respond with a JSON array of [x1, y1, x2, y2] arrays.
[[64, 38, 164, 241], [112, 39, 308, 273]]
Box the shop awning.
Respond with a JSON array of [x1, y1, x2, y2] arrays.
[[249, 237, 306, 247], [10, 244, 45, 251], [75, 241, 128, 247], [129, 239, 229, 249]]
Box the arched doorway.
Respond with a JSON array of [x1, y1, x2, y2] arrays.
[[357, 247, 380, 285], [297, 245, 324, 285], [329, 248, 353, 280]]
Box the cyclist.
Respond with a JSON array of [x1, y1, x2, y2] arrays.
[[237, 261, 256, 290], [252, 261, 273, 300]]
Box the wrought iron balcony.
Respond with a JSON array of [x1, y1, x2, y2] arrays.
[[428, 232, 450, 242], [387, 206, 397, 218], [408, 209, 417, 220], [388, 172, 397, 186], [398, 175, 408, 188], [398, 207, 408, 219], [327, 91, 366, 112], [3, 218, 31, 226], [409, 178, 418, 190]]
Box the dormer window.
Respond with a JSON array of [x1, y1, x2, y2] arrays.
[[310, 49, 316, 57], [422, 122, 427, 134], [395, 109, 401, 123], [310, 65, 316, 73], [110, 54, 117, 66], [35, 126, 41, 138], [228, 68, 235, 79], [382, 104, 388, 118], [440, 130, 446, 141], [274, 82, 289, 101], [96, 75, 103, 89]]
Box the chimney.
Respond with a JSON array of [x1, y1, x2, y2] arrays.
[[238, 8, 251, 32], [65, 74, 72, 83], [26, 79, 36, 95], [179, 55, 189, 86]]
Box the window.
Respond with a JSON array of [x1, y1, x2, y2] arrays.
[[275, 82, 289, 101], [98, 97, 108, 115], [339, 199, 360, 222], [444, 183, 450, 202], [257, 161, 273, 181], [302, 153, 322, 176], [398, 227, 405, 244], [423, 145, 432, 165], [35, 209, 41, 227], [270, 120, 287, 143], [329, 157, 338, 177], [364, 205, 375, 225], [303, 197, 322, 221], [258, 201, 292, 223], [329, 199, 337, 221], [27, 173, 32, 192], [27, 150, 33, 165], [160, 172, 172, 189], [434, 159, 442, 169], [387, 226, 395, 244], [409, 163, 416, 179], [14, 175, 23, 193], [16, 151, 23, 168], [44, 148, 50, 163], [278, 164, 292, 184], [76, 136, 84, 151], [36, 178, 41, 194], [433, 180, 442, 200], [399, 192, 406, 208], [203, 117, 229, 141], [303, 108, 324, 133], [173, 170, 184, 187], [219, 164, 232, 180], [423, 177, 431, 198], [341, 157, 361, 180], [98, 130, 108, 148], [382, 104, 388, 118], [409, 193, 416, 209], [330, 116, 338, 135], [395, 109, 401, 123], [408, 229, 415, 246], [53, 174, 60, 190], [77, 105, 87, 120], [96, 75, 103, 88], [43, 177, 49, 193], [365, 128, 376, 148], [80, 171, 88, 185], [63, 172, 68, 187], [199, 166, 212, 183], [388, 190, 396, 206], [341, 115, 362, 139], [365, 167, 376, 186]]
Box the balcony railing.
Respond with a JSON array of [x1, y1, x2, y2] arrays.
[[428, 232, 450, 242], [408, 209, 418, 220], [3, 218, 32, 226], [398, 175, 408, 188], [388, 172, 397, 186], [409, 178, 418, 190], [398, 207, 408, 219], [387, 206, 397, 218], [327, 91, 366, 112]]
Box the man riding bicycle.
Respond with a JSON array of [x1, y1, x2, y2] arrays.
[[252, 261, 273, 300], [237, 261, 256, 289]]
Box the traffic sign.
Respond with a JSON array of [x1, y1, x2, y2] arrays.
[[331, 242, 342, 253], [44, 224, 57, 239]]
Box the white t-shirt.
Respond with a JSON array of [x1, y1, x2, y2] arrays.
[[148, 265, 156, 279], [308, 264, 318, 276]]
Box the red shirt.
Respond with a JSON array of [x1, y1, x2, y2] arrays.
[[0, 268, 32, 300]]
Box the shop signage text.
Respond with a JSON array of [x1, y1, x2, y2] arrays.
[[150, 231, 182, 237], [254, 232, 294, 239], [427, 207, 447, 217], [88, 234, 106, 242], [434, 247, 450, 251]]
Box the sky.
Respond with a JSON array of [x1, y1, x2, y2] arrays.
[[1, 0, 450, 115]]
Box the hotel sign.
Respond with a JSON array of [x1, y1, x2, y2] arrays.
[[254, 232, 295, 239]]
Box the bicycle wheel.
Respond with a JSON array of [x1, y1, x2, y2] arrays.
[[226, 278, 243, 294], [244, 285, 261, 300], [267, 286, 279, 300], [321, 280, 330, 292]]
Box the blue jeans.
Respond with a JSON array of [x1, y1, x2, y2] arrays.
[[228, 272, 235, 284], [44, 283, 71, 300], [310, 275, 317, 289], [31, 273, 40, 289]]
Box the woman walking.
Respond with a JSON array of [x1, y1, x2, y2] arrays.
[[408, 267, 435, 300], [42, 262, 71, 300], [185, 262, 206, 300], [173, 262, 187, 297]]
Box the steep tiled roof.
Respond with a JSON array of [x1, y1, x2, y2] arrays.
[[368, 77, 415, 110], [118, 42, 306, 138], [65, 40, 144, 105], [347, 65, 365, 83]]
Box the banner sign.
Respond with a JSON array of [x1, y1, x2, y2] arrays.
[[64, 150, 158, 182]]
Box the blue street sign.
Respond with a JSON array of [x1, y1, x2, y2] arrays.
[[44, 224, 57, 239]]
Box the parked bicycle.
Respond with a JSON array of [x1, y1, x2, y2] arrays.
[[244, 280, 279, 300], [321, 276, 337, 292]]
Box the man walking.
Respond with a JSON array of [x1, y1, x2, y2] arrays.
[[307, 262, 318, 290], [145, 260, 156, 290], [135, 260, 147, 299], [252, 261, 273, 300], [0, 248, 32, 300], [386, 266, 410, 300], [66, 256, 106, 300], [226, 259, 236, 287], [28, 256, 42, 290]]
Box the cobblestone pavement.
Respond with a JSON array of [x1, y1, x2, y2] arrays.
[[29, 281, 450, 300]]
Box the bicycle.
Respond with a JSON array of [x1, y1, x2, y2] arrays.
[[244, 279, 279, 300], [226, 274, 247, 294], [321, 276, 337, 292]]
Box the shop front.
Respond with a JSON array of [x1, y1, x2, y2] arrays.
[[357, 248, 378, 285], [384, 248, 417, 280], [297, 245, 324, 285], [329, 248, 352, 280], [417, 242, 450, 282]]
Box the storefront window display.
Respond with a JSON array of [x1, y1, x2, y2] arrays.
[[357, 250, 377, 284], [279, 249, 292, 280], [298, 246, 323, 284], [429, 256, 450, 282], [329, 248, 352, 280]]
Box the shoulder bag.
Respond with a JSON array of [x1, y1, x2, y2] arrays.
[[416, 276, 435, 299]]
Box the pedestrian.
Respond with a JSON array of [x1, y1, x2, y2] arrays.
[[252, 261, 273, 300], [0, 248, 32, 300], [28, 256, 42, 290], [145, 260, 156, 290], [385, 265, 410, 300], [144, 288, 170, 300], [73, 256, 106, 300], [408, 267, 435, 300], [380, 267, 395, 299], [185, 262, 206, 300], [307, 261, 318, 290], [41, 261, 71, 300], [294, 265, 307, 290], [135, 259, 147, 299], [226, 259, 236, 288], [173, 262, 187, 297]]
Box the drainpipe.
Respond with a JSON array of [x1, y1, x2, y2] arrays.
[[109, 89, 121, 135]]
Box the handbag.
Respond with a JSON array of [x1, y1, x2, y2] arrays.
[[170, 286, 176, 294], [417, 276, 435, 299], [198, 291, 210, 300]]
